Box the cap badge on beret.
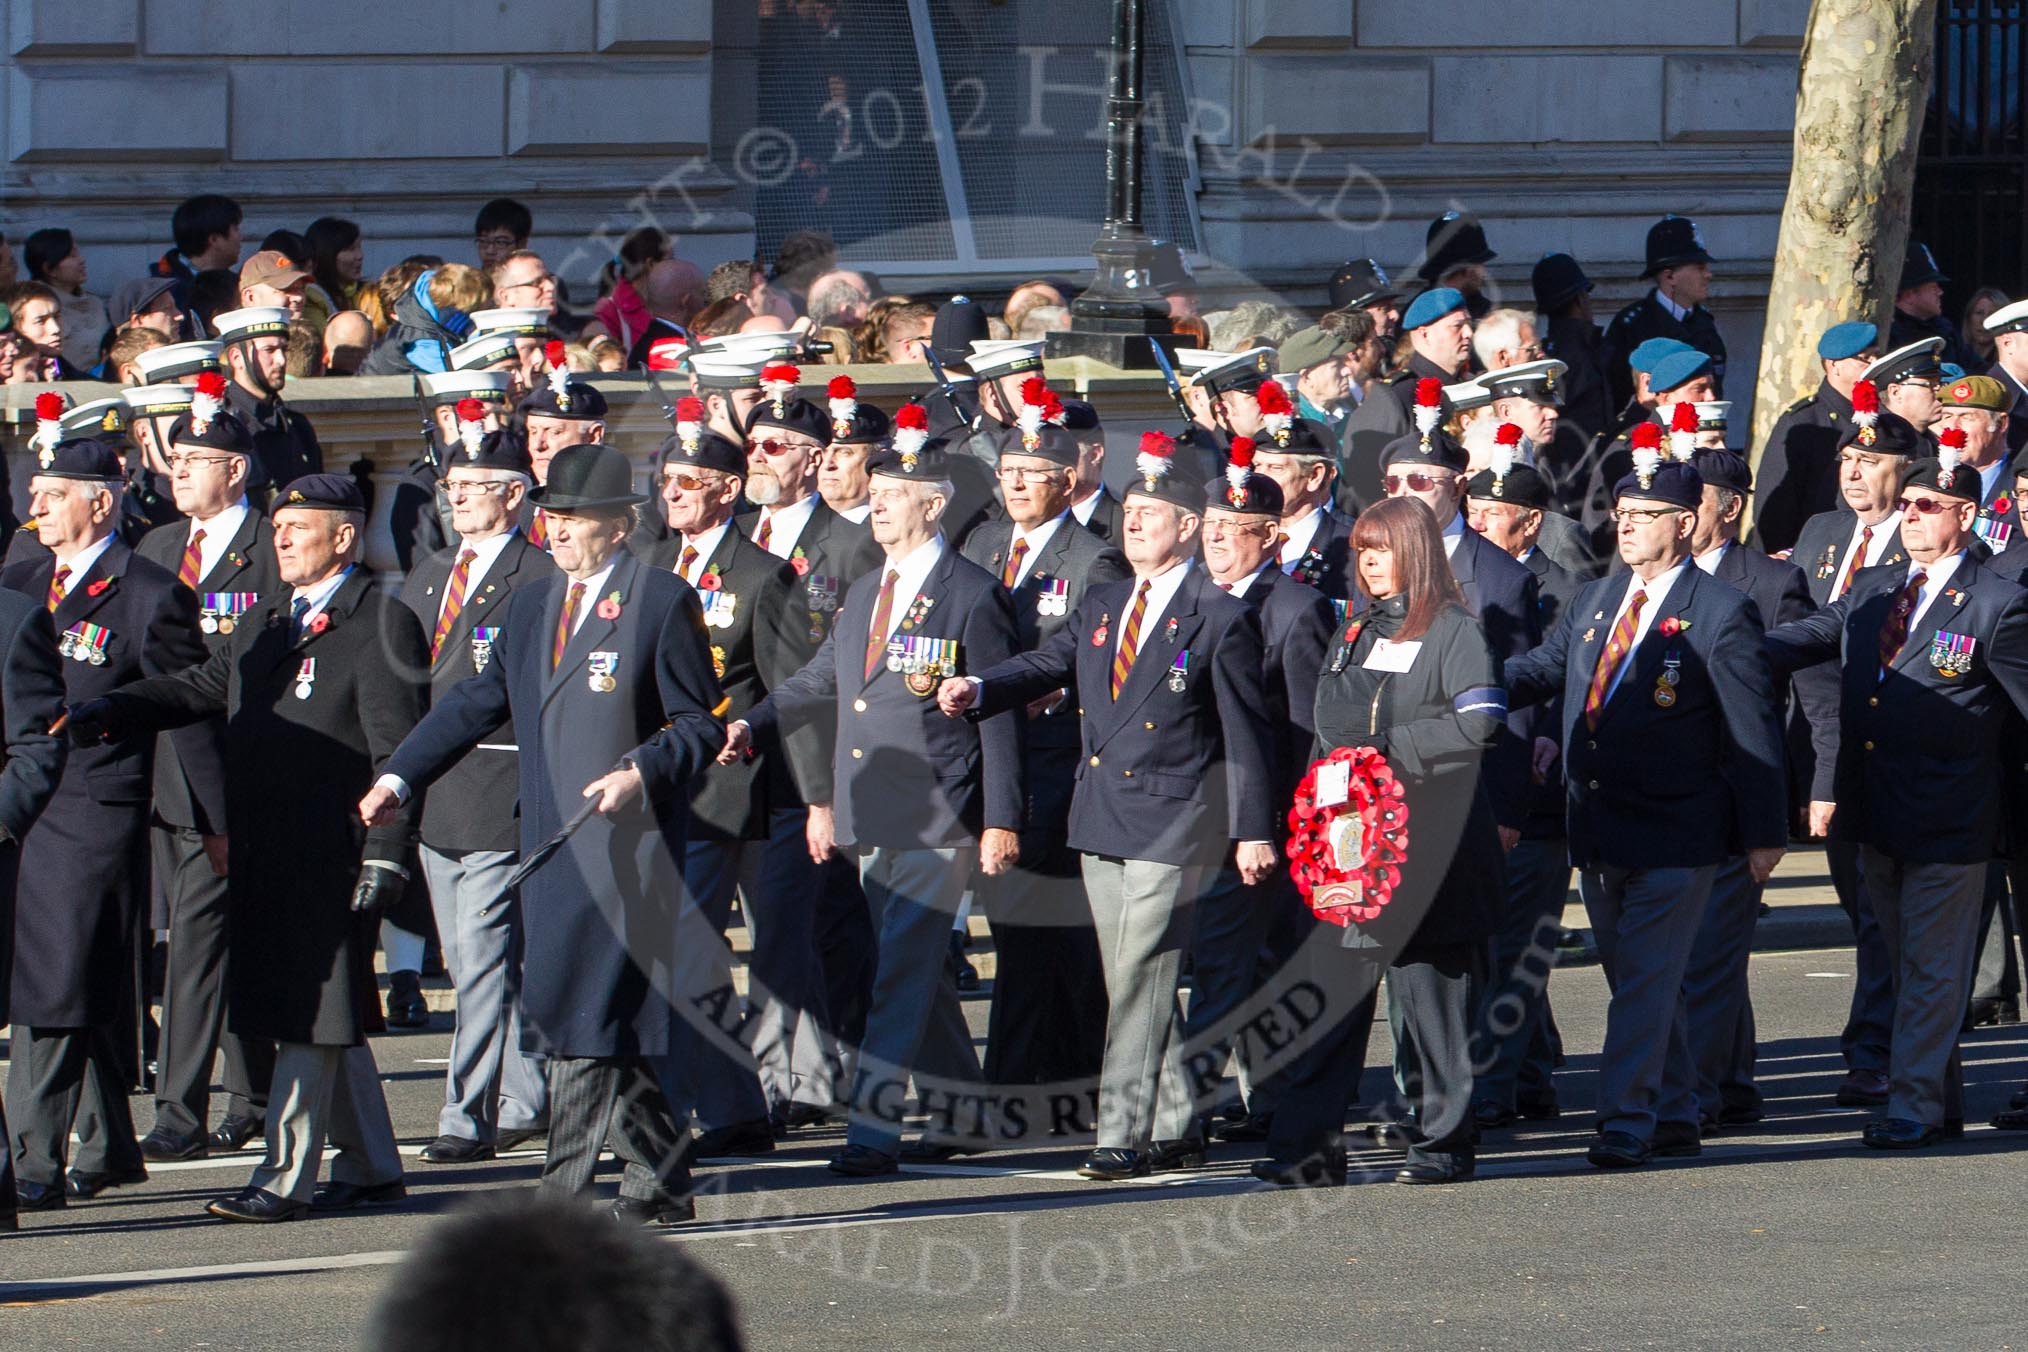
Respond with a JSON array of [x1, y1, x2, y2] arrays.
[[1138, 430, 1176, 493], [1227, 436, 1257, 508], [32, 392, 66, 468], [190, 372, 227, 439], [761, 362, 800, 419], [1257, 381, 1294, 447], [1631, 422, 1664, 491], [1017, 377, 1065, 453], [1939, 428, 1966, 491], [675, 396, 707, 455], [1414, 377, 1443, 450], [1953, 380, 1972, 403], [1852, 379, 1879, 447], [1667, 401, 1699, 461], [1490, 423, 1522, 496], [288, 489, 306, 504], [827, 376, 858, 440], [544, 340, 571, 413], [893, 403, 930, 472]]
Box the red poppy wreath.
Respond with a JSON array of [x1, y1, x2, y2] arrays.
[[1286, 746, 1410, 926]]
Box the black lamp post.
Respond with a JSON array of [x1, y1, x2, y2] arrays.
[[1048, 0, 1172, 369]]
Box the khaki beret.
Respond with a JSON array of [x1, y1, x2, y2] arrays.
[[1940, 373, 2011, 413]]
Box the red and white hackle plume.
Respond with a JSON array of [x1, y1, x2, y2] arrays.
[[1851, 378, 1879, 446], [827, 376, 858, 440], [191, 372, 227, 436], [674, 395, 706, 452], [892, 402, 930, 468], [1490, 422, 1523, 488], [544, 340, 572, 411], [761, 362, 799, 417], [1256, 380, 1295, 447], [1226, 436, 1256, 507], [1938, 426, 1967, 490], [1667, 400, 1699, 461], [1413, 378, 1443, 442], [1017, 376, 1063, 452], [1630, 421, 1664, 489], [1137, 430, 1176, 490], [31, 392, 65, 465], [454, 397, 487, 458]]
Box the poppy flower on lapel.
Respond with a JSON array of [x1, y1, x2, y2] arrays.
[[1995, 496, 2014, 516], [309, 613, 331, 635], [86, 578, 112, 597], [696, 569, 722, 593], [1659, 617, 1689, 637], [597, 593, 623, 620], [790, 547, 810, 576]]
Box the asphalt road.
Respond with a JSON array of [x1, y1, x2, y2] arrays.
[[5, 948, 2028, 1351]]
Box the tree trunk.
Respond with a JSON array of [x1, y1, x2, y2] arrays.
[[1749, 0, 1938, 489]]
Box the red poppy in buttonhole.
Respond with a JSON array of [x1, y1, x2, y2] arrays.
[[697, 572, 720, 592], [309, 613, 330, 634], [87, 578, 112, 597], [791, 557, 810, 576], [1996, 496, 2014, 515], [596, 597, 622, 619], [1659, 617, 1685, 637]]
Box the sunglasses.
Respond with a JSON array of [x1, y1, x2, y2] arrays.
[[1899, 495, 1961, 516], [755, 438, 816, 457], [1384, 472, 1455, 494], [662, 471, 715, 492]]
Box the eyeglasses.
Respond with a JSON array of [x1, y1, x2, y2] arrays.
[[166, 453, 237, 471], [755, 438, 817, 458], [474, 232, 519, 249], [443, 479, 512, 498], [995, 466, 1065, 484], [661, 471, 717, 492], [1383, 472, 1455, 494], [1610, 507, 1683, 525], [502, 273, 555, 291], [1899, 495, 1960, 516]]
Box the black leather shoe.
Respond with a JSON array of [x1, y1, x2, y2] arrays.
[[140, 1127, 207, 1162], [1077, 1147, 1149, 1181], [1652, 1122, 1703, 1158], [1716, 1103, 1764, 1127], [1473, 1102, 1518, 1130], [15, 1180, 66, 1212], [1395, 1158, 1474, 1185], [1993, 1107, 2028, 1131], [494, 1127, 545, 1153], [1250, 1152, 1346, 1188], [1147, 1139, 1207, 1173], [1835, 1069, 1891, 1107], [694, 1118, 777, 1157], [1365, 1122, 1415, 1155], [311, 1178, 407, 1211], [772, 1102, 835, 1134], [899, 1139, 983, 1163], [0, 1209, 15, 1232], [420, 1135, 495, 1164], [2010, 1083, 2028, 1111], [1586, 1131, 1652, 1169], [1862, 1118, 1940, 1149], [384, 970, 430, 1029], [827, 1144, 899, 1177], [613, 1194, 695, 1227], [207, 1188, 307, 1222], [1214, 1113, 1274, 1143], [67, 1165, 148, 1199], [1964, 996, 2020, 1030], [1515, 1096, 1561, 1121], [948, 931, 980, 992], [209, 1114, 264, 1152]]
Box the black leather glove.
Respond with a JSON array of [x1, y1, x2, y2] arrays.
[[350, 862, 407, 915], [65, 697, 120, 747]]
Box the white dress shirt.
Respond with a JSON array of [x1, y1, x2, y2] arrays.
[[1654, 288, 1690, 322], [1601, 561, 1687, 702], [674, 521, 731, 584], [1070, 489, 1104, 527], [1901, 549, 1966, 635], [1004, 512, 1068, 586], [838, 501, 871, 525], [1692, 539, 1731, 575], [1440, 508, 1465, 559], [440, 527, 518, 625], [1116, 558, 1194, 662], [52, 530, 116, 582], [183, 499, 250, 581], [1279, 507, 1328, 571], [1834, 510, 1903, 595], [558, 560, 617, 639], [754, 494, 819, 559], [871, 534, 945, 646]]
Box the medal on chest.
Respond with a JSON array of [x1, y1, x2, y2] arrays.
[[1167, 650, 1190, 693], [201, 591, 258, 635], [1653, 654, 1681, 708], [1033, 576, 1070, 617], [60, 622, 110, 666], [587, 650, 619, 693], [701, 589, 738, 630], [294, 657, 316, 700], [470, 626, 500, 674], [1930, 630, 1976, 678]]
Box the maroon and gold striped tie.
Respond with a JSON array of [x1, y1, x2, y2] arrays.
[[1582, 588, 1646, 730], [755, 514, 774, 554], [1001, 538, 1028, 589], [46, 566, 70, 614], [1110, 579, 1151, 698], [678, 545, 698, 581], [1836, 525, 1872, 601], [529, 510, 548, 551], [177, 528, 205, 590], [552, 581, 584, 671], [863, 568, 899, 681], [431, 548, 478, 659]]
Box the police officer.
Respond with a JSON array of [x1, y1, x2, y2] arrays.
[[1767, 452, 2028, 1147], [724, 438, 1024, 1177], [1343, 287, 1476, 511], [1890, 241, 1976, 372], [133, 408, 283, 1162], [959, 419, 1130, 1107], [1415, 211, 1497, 319], [216, 307, 324, 494], [1602, 215, 1726, 412], [1750, 321, 1880, 553], [3, 440, 214, 1210], [942, 442, 1276, 1181], [1326, 257, 1406, 350], [1533, 252, 1610, 444], [398, 432, 556, 1165], [1504, 456, 1788, 1168]]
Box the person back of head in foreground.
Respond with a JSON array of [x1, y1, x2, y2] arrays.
[[365, 1190, 745, 1352]]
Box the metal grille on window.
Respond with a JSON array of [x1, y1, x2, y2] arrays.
[[1911, 1, 2026, 306]]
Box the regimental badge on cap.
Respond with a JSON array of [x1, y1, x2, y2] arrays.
[[587, 650, 619, 693]]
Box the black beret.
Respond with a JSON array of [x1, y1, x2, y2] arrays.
[[273, 472, 365, 515], [1380, 428, 1469, 474], [996, 422, 1078, 470], [1691, 448, 1752, 495], [745, 394, 832, 445], [832, 400, 890, 446], [167, 407, 254, 457], [661, 427, 746, 478], [1902, 455, 1984, 503], [520, 378, 609, 422], [1465, 462, 1551, 509], [35, 437, 123, 481], [2010, 442, 2028, 479], [1261, 415, 1337, 459], [449, 428, 532, 478], [868, 439, 952, 483], [1057, 398, 1102, 434], [1837, 408, 1924, 458], [1123, 432, 1208, 513], [1206, 469, 1284, 518], [1613, 460, 1704, 510]]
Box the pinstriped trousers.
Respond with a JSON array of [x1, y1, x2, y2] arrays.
[[541, 1055, 693, 1203]]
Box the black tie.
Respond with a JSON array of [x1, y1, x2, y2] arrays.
[[291, 596, 311, 639]]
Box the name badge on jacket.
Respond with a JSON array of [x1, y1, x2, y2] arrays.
[[201, 591, 258, 635], [1361, 638, 1422, 673], [588, 650, 619, 693], [471, 626, 501, 674]]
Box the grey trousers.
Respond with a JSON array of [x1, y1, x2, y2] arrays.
[[843, 844, 981, 1155], [246, 1041, 402, 1203], [1682, 855, 1764, 1121], [543, 1055, 693, 1203], [1083, 856, 1200, 1150], [9, 1024, 143, 1186], [1860, 847, 1986, 1126], [152, 823, 272, 1138], [420, 844, 548, 1142], [1579, 863, 1717, 1142]]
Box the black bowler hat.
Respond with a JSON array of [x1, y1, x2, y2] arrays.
[[1328, 258, 1403, 311], [660, 426, 745, 478], [1641, 215, 1714, 278], [167, 406, 254, 457], [1417, 211, 1495, 283], [1149, 240, 1195, 295], [929, 296, 990, 365], [746, 394, 832, 445], [1531, 253, 1594, 313], [1900, 240, 1950, 291], [273, 472, 366, 515], [451, 428, 533, 477], [521, 379, 609, 422], [1692, 447, 1752, 495], [35, 437, 124, 482], [528, 445, 646, 512]]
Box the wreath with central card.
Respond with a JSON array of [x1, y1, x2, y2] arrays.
[[1286, 746, 1410, 926]]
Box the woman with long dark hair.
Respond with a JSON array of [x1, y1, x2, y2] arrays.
[[1253, 496, 1506, 1187], [23, 227, 107, 372], [305, 217, 366, 314]]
